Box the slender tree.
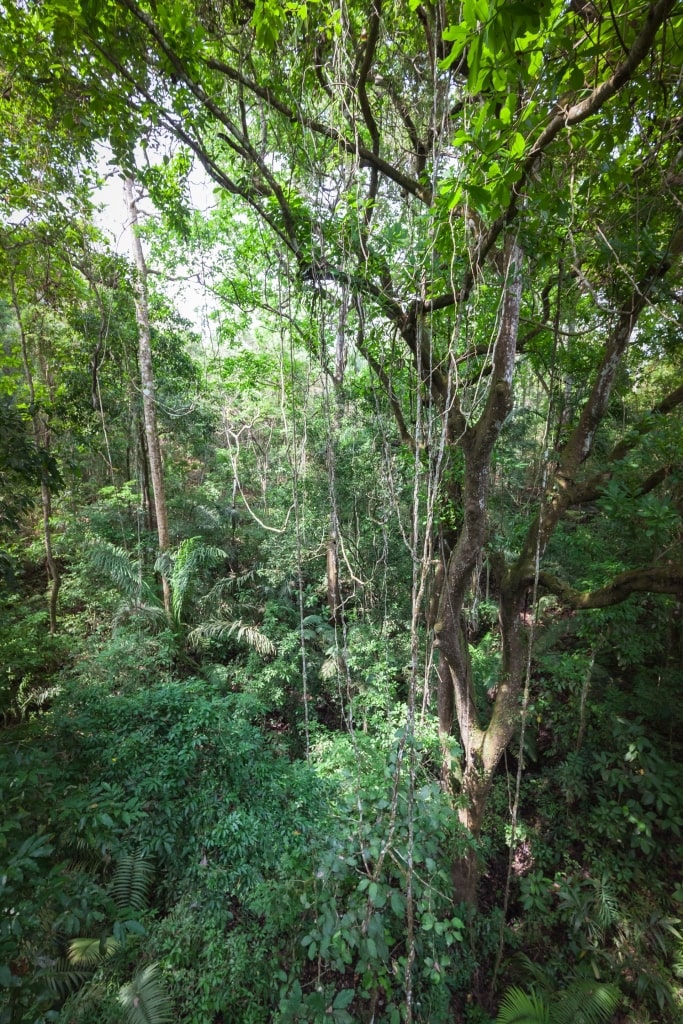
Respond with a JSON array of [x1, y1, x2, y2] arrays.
[[124, 175, 172, 615]]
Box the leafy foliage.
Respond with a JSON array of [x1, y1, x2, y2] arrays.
[[495, 972, 620, 1024], [119, 964, 174, 1024]]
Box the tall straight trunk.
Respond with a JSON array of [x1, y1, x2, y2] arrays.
[[124, 175, 171, 616], [40, 481, 60, 634], [137, 417, 154, 532], [11, 278, 60, 634], [325, 287, 349, 626]]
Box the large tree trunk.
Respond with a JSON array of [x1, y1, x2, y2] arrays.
[[434, 239, 524, 905], [437, 597, 526, 906], [124, 175, 172, 616], [435, 228, 683, 907]]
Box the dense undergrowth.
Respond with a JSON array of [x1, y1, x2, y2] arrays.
[[2, 491, 682, 1024]]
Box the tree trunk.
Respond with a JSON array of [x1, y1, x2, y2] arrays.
[[124, 175, 172, 616], [137, 417, 154, 533], [435, 229, 682, 906], [40, 481, 61, 634], [434, 239, 524, 905], [12, 277, 61, 634], [325, 290, 348, 626]]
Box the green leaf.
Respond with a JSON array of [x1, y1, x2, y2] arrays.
[[440, 23, 469, 68], [464, 183, 492, 213], [390, 890, 406, 915], [510, 131, 526, 159], [332, 988, 355, 1010]]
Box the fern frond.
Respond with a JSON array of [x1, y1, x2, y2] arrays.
[[112, 855, 154, 912], [68, 936, 120, 965], [118, 963, 174, 1024], [496, 986, 551, 1024]]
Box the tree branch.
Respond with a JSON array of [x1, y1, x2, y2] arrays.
[[118, 0, 304, 254], [513, 226, 683, 579], [201, 59, 431, 204], [539, 564, 683, 609], [359, 338, 416, 451], [569, 379, 683, 504], [356, 0, 382, 251], [419, 0, 676, 314], [469, 238, 522, 456]]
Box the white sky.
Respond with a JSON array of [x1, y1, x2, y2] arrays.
[[93, 144, 217, 331]]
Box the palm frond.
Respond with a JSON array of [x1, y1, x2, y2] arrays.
[[163, 537, 227, 621], [496, 986, 551, 1024], [188, 617, 276, 656], [592, 874, 619, 933], [321, 656, 340, 681], [17, 681, 61, 717], [112, 854, 154, 912], [42, 957, 93, 997], [553, 979, 620, 1024], [510, 953, 555, 993], [68, 935, 120, 965], [153, 549, 173, 579], [199, 578, 236, 608], [235, 622, 276, 656], [118, 963, 174, 1024], [673, 941, 683, 979], [229, 566, 261, 590], [112, 600, 167, 629], [89, 541, 147, 601]]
